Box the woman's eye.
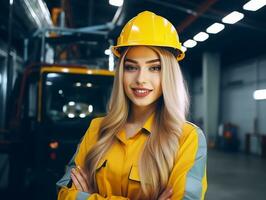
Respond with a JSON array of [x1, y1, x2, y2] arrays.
[[150, 66, 161, 71], [125, 65, 138, 71]]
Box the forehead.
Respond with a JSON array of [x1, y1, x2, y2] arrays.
[[125, 46, 160, 61]]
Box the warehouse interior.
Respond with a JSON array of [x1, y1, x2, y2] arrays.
[[0, 0, 266, 199]]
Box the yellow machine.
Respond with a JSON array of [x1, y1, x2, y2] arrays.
[[8, 63, 114, 194]]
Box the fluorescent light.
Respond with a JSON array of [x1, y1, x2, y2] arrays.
[[243, 0, 266, 11], [183, 39, 197, 48], [104, 49, 111, 55], [222, 11, 244, 24], [253, 89, 266, 100], [109, 0, 123, 7], [193, 32, 209, 42], [181, 46, 187, 52], [58, 89, 63, 94], [206, 23, 225, 34]]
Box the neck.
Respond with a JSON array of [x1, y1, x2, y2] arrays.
[[128, 102, 157, 124]]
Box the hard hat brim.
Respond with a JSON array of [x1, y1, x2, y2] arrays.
[[111, 45, 185, 61]]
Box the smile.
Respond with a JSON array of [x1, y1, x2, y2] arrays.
[[132, 88, 152, 97]]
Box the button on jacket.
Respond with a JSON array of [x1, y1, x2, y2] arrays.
[[57, 113, 207, 200]]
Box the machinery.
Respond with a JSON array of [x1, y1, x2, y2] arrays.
[[6, 63, 114, 198], [2, 24, 115, 199]]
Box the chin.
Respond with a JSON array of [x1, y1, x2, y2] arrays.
[[131, 99, 155, 107]]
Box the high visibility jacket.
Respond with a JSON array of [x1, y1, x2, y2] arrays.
[[57, 113, 207, 200]]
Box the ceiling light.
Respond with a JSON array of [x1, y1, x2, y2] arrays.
[[109, 0, 124, 7], [253, 89, 266, 100], [181, 46, 187, 52], [222, 11, 244, 24], [243, 0, 266, 11], [206, 23, 225, 34], [183, 39, 197, 48], [193, 32, 209, 42]]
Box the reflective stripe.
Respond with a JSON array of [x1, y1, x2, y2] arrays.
[[56, 149, 77, 191], [56, 138, 85, 191], [184, 128, 207, 200], [56, 137, 92, 199], [77, 191, 90, 200]]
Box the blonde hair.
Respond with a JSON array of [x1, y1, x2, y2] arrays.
[[84, 47, 189, 199]]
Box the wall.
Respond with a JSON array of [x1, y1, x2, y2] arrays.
[[191, 55, 266, 150]]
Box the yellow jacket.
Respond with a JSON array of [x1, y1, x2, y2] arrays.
[[57, 114, 207, 200]]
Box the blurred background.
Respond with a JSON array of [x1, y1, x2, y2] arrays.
[[0, 0, 265, 199]]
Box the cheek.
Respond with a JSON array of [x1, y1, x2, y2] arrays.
[[123, 72, 135, 86]]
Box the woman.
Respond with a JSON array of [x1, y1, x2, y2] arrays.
[[57, 11, 207, 200]]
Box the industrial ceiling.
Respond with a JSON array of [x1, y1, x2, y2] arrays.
[[0, 0, 265, 77]]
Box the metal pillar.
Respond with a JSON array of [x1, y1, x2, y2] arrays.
[[4, 0, 14, 128], [203, 52, 220, 146]]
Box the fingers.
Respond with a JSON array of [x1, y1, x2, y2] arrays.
[[158, 188, 173, 200], [71, 167, 90, 192], [77, 166, 89, 186], [71, 168, 83, 191]]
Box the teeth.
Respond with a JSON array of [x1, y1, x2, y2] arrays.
[[136, 90, 147, 93]]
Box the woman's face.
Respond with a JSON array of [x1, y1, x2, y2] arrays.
[[123, 46, 162, 108]]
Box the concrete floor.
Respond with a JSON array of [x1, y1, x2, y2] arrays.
[[206, 150, 266, 200], [1, 149, 266, 200]]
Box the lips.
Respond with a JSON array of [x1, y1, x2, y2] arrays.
[[132, 88, 152, 97]]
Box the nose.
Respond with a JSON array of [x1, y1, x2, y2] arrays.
[[136, 68, 147, 85]]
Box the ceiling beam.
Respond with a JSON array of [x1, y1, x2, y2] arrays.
[[177, 0, 219, 33]]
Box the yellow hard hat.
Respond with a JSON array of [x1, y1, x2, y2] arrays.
[[111, 11, 185, 61]]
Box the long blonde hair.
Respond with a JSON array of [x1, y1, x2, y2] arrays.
[[84, 47, 189, 199]]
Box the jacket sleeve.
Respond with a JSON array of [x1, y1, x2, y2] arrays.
[[167, 126, 207, 200], [56, 118, 129, 200]]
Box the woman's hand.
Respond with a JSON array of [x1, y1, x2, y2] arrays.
[[70, 166, 90, 193], [158, 188, 173, 200]]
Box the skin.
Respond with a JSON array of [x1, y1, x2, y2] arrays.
[[123, 46, 163, 138], [71, 46, 172, 199]]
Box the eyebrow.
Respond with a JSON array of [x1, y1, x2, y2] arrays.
[[125, 58, 160, 64]]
